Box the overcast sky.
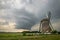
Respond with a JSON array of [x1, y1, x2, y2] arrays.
[[0, 0, 60, 32]]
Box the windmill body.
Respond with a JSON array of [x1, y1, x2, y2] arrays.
[[40, 12, 53, 33]]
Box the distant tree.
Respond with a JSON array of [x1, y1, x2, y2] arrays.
[[51, 30, 58, 34], [22, 31, 40, 33], [58, 32, 60, 34]]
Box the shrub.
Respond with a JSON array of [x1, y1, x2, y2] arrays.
[[51, 30, 58, 34], [58, 32, 60, 34]]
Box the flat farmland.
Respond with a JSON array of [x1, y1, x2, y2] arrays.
[[0, 33, 60, 40]]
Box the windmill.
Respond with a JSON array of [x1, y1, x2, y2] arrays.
[[39, 11, 54, 33]]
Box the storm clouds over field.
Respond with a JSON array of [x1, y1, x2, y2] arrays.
[[0, 0, 60, 32]]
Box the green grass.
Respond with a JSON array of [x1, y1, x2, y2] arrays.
[[0, 33, 60, 40]]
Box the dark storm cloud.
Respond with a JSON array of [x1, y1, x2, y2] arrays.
[[0, 0, 12, 9], [0, 0, 60, 31], [12, 9, 38, 29], [37, 0, 60, 21], [47, 0, 60, 19]]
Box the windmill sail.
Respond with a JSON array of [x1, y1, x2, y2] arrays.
[[48, 12, 51, 21], [46, 11, 51, 21]]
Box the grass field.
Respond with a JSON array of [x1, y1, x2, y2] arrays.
[[0, 33, 60, 40]]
